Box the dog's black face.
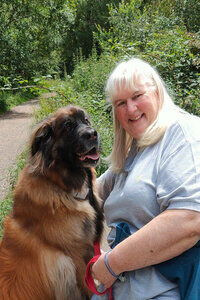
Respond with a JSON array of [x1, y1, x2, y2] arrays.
[[31, 106, 100, 171]]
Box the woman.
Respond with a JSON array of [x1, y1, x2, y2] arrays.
[[91, 58, 200, 299]]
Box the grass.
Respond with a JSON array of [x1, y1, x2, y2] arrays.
[[0, 90, 38, 115], [0, 191, 14, 239], [0, 150, 28, 239]]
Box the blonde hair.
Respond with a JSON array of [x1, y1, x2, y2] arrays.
[[105, 58, 182, 173]]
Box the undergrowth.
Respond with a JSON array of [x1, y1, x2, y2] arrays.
[[0, 90, 38, 115], [0, 150, 28, 239]]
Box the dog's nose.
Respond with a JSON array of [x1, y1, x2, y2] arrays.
[[83, 129, 97, 140]]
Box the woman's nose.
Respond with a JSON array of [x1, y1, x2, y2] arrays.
[[127, 99, 137, 114]]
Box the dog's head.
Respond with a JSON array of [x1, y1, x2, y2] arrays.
[[30, 106, 100, 174]]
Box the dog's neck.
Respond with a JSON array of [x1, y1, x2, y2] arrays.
[[44, 165, 94, 195], [73, 180, 89, 199]]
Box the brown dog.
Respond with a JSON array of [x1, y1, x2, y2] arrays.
[[0, 106, 104, 300]]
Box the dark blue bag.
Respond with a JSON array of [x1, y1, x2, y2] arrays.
[[112, 222, 200, 300]]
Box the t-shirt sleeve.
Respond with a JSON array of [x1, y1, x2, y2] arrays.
[[97, 168, 116, 202], [156, 123, 200, 213]]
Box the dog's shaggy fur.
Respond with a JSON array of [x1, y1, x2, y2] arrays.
[[0, 106, 104, 300]]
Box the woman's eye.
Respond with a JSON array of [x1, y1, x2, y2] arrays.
[[117, 101, 125, 107], [133, 94, 142, 100]]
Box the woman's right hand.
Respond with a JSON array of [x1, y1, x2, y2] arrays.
[[91, 252, 117, 289]]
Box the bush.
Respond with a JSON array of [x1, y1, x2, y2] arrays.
[[95, 0, 200, 116], [0, 90, 36, 115], [0, 0, 70, 86], [61, 0, 121, 73]]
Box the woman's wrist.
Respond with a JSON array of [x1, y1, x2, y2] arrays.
[[104, 249, 126, 282], [104, 248, 124, 277], [104, 250, 119, 278]]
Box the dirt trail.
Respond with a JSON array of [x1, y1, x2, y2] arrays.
[[0, 98, 40, 201]]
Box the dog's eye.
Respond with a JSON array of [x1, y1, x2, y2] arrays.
[[85, 118, 90, 125], [64, 120, 73, 131]]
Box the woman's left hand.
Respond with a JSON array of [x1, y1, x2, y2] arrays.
[[91, 253, 117, 288]]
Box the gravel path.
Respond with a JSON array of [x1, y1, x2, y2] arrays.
[[0, 98, 40, 201]]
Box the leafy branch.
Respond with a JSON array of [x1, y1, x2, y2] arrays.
[[0, 85, 68, 100]]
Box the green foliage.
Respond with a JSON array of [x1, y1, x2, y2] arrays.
[[61, 0, 121, 73], [0, 0, 71, 86], [138, 0, 200, 33], [0, 0, 122, 89], [9, 150, 28, 191], [0, 90, 36, 115], [34, 78, 76, 121], [72, 51, 115, 95], [1, 0, 199, 89], [0, 150, 28, 239], [0, 191, 13, 239], [181, 0, 200, 32], [95, 0, 200, 116]]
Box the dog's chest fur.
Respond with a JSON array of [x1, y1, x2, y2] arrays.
[[7, 169, 103, 299], [14, 167, 103, 249]]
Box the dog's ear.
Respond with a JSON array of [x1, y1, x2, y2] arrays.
[[31, 122, 53, 157]]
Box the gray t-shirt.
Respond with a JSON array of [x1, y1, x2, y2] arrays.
[[92, 112, 200, 300]]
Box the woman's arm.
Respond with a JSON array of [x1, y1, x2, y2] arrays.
[[92, 209, 200, 288], [97, 167, 116, 202]]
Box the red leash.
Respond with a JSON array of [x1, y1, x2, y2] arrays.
[[85, 241, 114, 299]]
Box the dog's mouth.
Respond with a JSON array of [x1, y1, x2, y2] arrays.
[[78, 147, 99, 163]]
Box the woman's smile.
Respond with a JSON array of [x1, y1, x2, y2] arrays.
[[128, 113, 144, 122], [114, 85, 159, 139], [129, 115, 141, 121]]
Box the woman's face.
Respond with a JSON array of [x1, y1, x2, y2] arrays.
[[114, 83, 159, 139]]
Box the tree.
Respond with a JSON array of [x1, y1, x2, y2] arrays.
[[62, 0, 121, 73], [0, 0, 70, 86]]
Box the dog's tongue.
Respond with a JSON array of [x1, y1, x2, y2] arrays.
[[79, 152, 99, 161]]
